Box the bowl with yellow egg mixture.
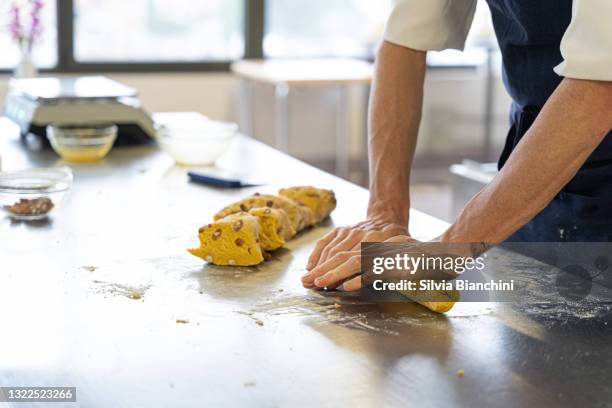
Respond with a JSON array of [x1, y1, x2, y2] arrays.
[[47, 123, 118, 163]]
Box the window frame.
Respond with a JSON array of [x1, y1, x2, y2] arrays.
[[0, 0, 264, 74], [0, 0, 485, 74]]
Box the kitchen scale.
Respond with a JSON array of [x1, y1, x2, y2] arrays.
[[4, 76, 157, 151]]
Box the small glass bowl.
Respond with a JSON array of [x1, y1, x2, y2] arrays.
[[157, 121, 238, 166], [47, 123, 118, 163], [0, 167, 73, 221]]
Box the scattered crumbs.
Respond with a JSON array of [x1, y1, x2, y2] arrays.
[[236, 311, 265, 326], [457, 369, 465, 377], [92, 281, 149, 300], [129, 291, 143, 300], [243, 381, 256, 387], [334, 303, 341, 309], [236, 311, 254, 316], [82, 266, 98, 273], [176, 319, 190, 324]]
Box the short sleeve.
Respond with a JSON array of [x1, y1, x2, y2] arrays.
[[383, 0, 478, 51], [554, 0, 612, 81]]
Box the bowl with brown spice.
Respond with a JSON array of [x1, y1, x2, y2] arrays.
[[0, 167, 73, 221]]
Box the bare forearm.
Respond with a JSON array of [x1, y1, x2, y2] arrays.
[[368, 41, 426, 225], [442, 79, 612, 243]]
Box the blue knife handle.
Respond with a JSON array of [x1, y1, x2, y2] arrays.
[[188, 172, 244, 188]]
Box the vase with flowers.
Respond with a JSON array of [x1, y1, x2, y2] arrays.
[[9, 0, 44, 78]]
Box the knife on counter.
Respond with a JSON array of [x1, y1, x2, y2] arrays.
[[188, 170, 265, 189]]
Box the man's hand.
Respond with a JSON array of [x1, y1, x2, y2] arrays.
[[302, 42, 427, 289], [305, 216, 408, 271], [302, 234, 417, 291]]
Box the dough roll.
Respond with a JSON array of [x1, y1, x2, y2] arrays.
[[214, 194, 314, 236], [398, 288, 460, 314], [279, 186, 337, 224]]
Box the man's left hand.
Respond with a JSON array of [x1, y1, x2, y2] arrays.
[[301, 235, 417, 291]]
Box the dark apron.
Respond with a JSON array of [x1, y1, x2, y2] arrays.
[[486, 0, 612, 242]]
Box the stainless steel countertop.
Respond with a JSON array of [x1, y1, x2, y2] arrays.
[[1, 118, 610, 408]]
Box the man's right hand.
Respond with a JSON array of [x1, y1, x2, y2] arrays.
[[302, 42, 427, 288], [305, 215, 409, 272], [302, 228, 417, 290]]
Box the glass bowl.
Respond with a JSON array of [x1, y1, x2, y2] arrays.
[[0, 167, 73, 221], [47, 123, 118, 163], [157, 120, 238, 166]]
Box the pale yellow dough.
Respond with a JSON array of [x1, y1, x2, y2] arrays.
[[248, 207, 292, 251], [279, 186, 337, 223], [214, 194, 313, 235]]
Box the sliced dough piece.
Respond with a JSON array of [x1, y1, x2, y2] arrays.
[[248, 207, 291, 251], [279, 186, 337, 223], [296, 204, 316, 230], [398, 288, 460, 314], [214, 194, 308, 236], [188, 212, 264, 266]]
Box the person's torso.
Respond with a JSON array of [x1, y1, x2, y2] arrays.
[[486, 0, 612, 200], [484, 0, 612, 242], [485, 0, 573, 110]]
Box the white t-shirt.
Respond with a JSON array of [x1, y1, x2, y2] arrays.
[[384, 0, 612, 81]]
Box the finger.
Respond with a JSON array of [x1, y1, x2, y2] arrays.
[[318, 228, 351, 265], [361, 230, 385, 242], [342, 276, 362, 291], [314, 255, 361, 289], [384, 235, 417, 243], [324, 230, 364, 262], [362, 229, 404, 243], [302, 251, 354, 286], [307, 229, 339, 270], [348, 231, 395, 253]]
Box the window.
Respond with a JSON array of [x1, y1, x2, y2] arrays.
[[0, 1, 496, 73], [74, 0, 244, 62], [264, 0, 392, 59], [265, 0, 496, 65], [0, 0, 57, 69]]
